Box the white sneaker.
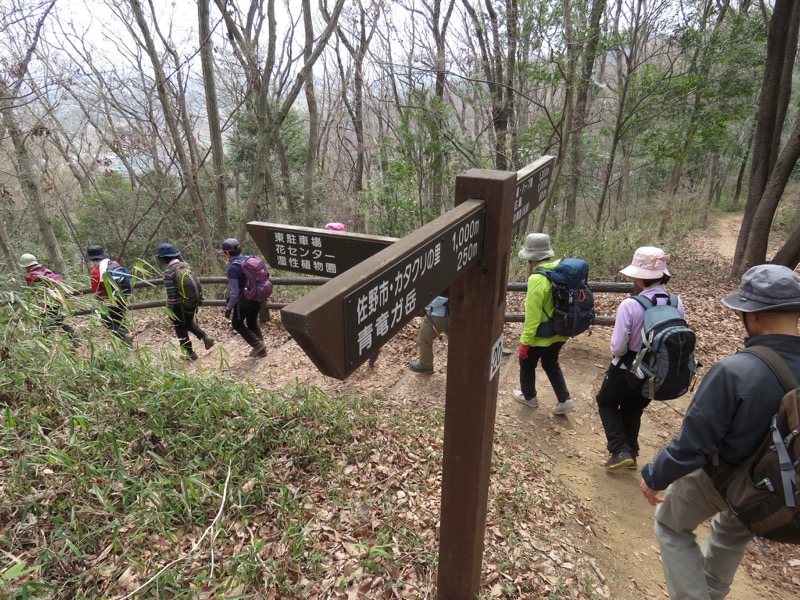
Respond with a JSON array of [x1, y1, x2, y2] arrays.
[[552, 399, 575, 415], [512, 389, 538, 408]]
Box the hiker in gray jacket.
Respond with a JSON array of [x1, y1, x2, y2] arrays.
[[640, 264, 800, 600]]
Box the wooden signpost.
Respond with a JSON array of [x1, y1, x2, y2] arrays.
[[246, 223, 396, 277], [247, 159, 552, 599]]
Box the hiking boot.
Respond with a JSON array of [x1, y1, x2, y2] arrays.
[[604, 451, 634, 471], [249, 342, 267, 357], [409, 360, 433, 374], [123, 333, 134, 347], [203, 336, 215, 350], [627, 458, 639, 471], [552, 399, 575, 415], [512, 389, 538, 408], [182, 350, 199, 361]]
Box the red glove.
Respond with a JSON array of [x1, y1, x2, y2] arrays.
[[518, 344, 529, 360]]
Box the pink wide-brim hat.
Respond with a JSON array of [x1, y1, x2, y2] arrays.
[[619, 246, 672, 279]]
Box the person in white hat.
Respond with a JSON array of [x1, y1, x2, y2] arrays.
[[640, 264, 800, 599], [18, 253, 76, 340], [596, 246, 685, 470], [512, 233, 574, 415]]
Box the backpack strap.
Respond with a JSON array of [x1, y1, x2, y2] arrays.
[[740, 346, 800, 391], [739, 346, 799, 508]]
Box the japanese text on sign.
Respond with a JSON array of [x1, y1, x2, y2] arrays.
[[513, 156, 555, 227], [344, 208, 485, 365], [271, 231, 338, 275]]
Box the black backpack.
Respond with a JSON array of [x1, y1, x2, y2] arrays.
[[534, 258, 595, 337], [627, 294, 696, 400], [709, 347, 800, 543], [170, 262, 202, 309]]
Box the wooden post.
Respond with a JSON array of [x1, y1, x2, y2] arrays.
[[437, 169, 516, 598]]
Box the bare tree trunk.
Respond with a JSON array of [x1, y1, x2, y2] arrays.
[[732, 0, 800, 275], [127, 0, 213, 254], [700, 152, 718, 228], [534, 0, 575, 232], [198, 0, 228, 237], [302, 0, 319, 226], [275, 134, 297, 222], [1, 105, 66, 272], [565, 0, 607, 228], [744, 106, 800, 267]]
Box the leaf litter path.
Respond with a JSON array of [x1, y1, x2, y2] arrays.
[[158, 212, 797, 599]]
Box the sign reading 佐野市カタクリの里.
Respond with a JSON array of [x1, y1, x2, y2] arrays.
[[342, 204, 485, 368]]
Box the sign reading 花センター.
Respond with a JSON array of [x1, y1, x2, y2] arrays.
[[343, 206, 484, 367], [246, 222, 396, 277]]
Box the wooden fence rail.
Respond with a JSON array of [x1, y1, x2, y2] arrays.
[[68, 277, 633, 326]]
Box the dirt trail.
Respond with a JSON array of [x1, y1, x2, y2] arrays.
[[152, 212, 794, 599]]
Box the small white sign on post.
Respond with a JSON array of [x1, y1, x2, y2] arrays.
[[489, 333, 504, 381]]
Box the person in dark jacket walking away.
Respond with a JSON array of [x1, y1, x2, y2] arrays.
[[85, 245, 133, 345], [219, 238, 267, 357], [155, 243, 214, 361], [640, 264, 800, 600], [512, 233, 573, 415], [18, 253, 76, 339], [597, 246, 685, 470]]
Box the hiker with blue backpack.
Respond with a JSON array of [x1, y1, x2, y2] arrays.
[[155, 243, 215, 361], [85, 244, 134, 345], [512, 233, 577, 416], [596, 246, 691, 471], [219, 237, 271, 358], [640, 264, 800, 600]]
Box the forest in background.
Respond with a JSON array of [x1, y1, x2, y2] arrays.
[[1, 0, 799, 281]]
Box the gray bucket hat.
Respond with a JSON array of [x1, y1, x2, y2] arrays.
[[518, 233, 555, 262], [721, 264, 800, 313]]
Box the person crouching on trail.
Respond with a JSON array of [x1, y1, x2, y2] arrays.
[[218, 238, 267, 357], [18, 253, 76, 340], [154, 243, 214, 361]]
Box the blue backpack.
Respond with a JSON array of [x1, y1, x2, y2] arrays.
[[535, 258, 595, 337], [105, 261, 133, 296], [628, 293, 696, 400]]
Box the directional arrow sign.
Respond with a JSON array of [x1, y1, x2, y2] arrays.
[[513, 155, 555, 227], [280, 200, 486, 379], [246, 222, 396, 277]]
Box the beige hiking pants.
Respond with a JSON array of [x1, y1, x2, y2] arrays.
[[654, 468, 754, 599]]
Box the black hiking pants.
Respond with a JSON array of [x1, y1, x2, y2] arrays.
[[169, 304, 208, 353], [231, 298, 263, 348], [596, 362, 651, 457]]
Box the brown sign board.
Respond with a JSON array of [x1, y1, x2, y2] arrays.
[[513, 155, 555, 226], [280, 200, 486, 379], [246, 222, 396, 277]]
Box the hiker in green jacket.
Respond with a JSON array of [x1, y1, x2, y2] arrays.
[[512, 233, 574, 416]]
